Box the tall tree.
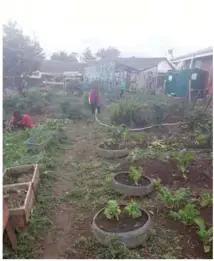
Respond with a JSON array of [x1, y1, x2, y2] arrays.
[[96, 46, 120, 59], [3, 21, 45, 91], [51, 51, 78, 62], [82, 47, 96, 63]]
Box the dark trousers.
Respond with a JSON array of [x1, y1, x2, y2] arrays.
[[120, 89, 124, 98], [91, 103, 100, 114]]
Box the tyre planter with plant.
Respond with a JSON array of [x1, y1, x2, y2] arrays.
[[110, 166, 154, 196], [3, 182, 35, 228], [92, 200, 151, 248], [97, 142, 129, 159], [3, 164, 40, 191]]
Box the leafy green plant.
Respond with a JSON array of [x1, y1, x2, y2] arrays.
[[129, 166, 142, 185], [154, 181, 190, 209], [200, 192, 212, 207], [194, 217, 213, 253], [103, 138, 117, 148], [129, 148, 149, 162], [133, 133, 147, 144], [169, 203, 199, 224], [195, 134, 208, 145], [124, 200, 142, 219], [104, 200, 121, 220], [172, 150, 193, 179]]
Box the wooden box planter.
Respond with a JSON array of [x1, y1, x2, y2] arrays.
[[3, 164, 40, 191], [97, 143, 129, 159], [92, 205, 151, 248], [110, 172, 154, 197], [3, 182, 35, 228]]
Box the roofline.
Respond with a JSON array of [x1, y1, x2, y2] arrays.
[[138, 57, 176, 71], [172, 51, 213, 63]]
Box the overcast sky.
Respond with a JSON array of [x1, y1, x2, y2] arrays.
[[2, 0, 213, 58]]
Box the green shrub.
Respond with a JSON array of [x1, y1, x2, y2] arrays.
[[109, 99, 144, 127]]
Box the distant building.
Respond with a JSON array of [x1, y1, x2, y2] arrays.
[[84, 57, 175, 91], [172, 47, 213, 94]]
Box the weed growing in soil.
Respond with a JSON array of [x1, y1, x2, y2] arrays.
[[194, 217, 213, 253], [124, 200, 142, 219], [104, 200, 121, 220], [169, 203, 199, 225]]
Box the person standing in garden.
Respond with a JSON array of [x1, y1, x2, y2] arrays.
[[88, 87, 101, 114], [120, 79, 126, 98], [9, 111, 35, 130]]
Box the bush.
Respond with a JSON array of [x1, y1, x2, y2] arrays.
[[109, 99, 145, 127]]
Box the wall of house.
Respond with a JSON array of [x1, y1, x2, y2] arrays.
[[137, 67, 157, 89], [157, 60, 173, 73], [84, 61, 116, 82]]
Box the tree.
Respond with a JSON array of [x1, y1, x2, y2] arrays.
[[82, 48, 96, 63], [51, 51, 78, 62], [3, 21, 45, 91], [96, 46, 120, 59]]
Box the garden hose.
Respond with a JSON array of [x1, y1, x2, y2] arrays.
[[94, 111, 212, 133]]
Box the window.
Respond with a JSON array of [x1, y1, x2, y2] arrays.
[[194, 60, 201, 69]]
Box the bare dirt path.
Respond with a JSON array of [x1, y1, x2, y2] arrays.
[[42, 121, 104, 258]]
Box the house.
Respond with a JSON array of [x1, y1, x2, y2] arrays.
[[84, 57, 175, 90], [172, 47, 213, 94]]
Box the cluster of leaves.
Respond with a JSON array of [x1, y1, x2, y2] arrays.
[[149, 139, 178, 153], [129, 148, 150, 162], [153, 179, 190, 209], [169, 203, 213, 253], [129, 166, 142, 185], [169, 203, 199, 224], [109, 99, 144, 127], [104, 200, 142, 220], [172, 150, 193, 179]]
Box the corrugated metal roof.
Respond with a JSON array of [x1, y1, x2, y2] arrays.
[[173, 47, 213, 61]]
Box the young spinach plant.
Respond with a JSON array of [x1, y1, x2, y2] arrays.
[[104, 200, 121, 220], [129, 166, 142, 185], [194, 217, 213, 253], [173, 150, 193, 179], [200, 192, 212, 207], [124, 200, 142, 219], [169, 203, 199, 224], [154, 180, 190, 209]]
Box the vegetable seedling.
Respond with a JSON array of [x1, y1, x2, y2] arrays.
[[169, 203, 199, 224], [194, 217, 213, 253], [104, 200, 121, 221], [129, 166, 142, 185], [125, 200, 142, 219], [173, 150, 193, 179], [200, 192, 212, 207]]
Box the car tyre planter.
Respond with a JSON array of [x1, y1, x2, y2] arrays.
[[3, 182, 35, 228], [110, 172, 154, 196], [92, 206, 151, 248], [97, 143, 129, 159], [3, 164, 40, 191]]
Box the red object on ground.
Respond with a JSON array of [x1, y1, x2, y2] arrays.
[[11, 114, 35, 128], [89, 88, 101, 104]]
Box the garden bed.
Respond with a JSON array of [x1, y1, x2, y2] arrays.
[[3, 164, 40, 190], [92, 204, 151, 248], [3, 182, 35, 228]]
